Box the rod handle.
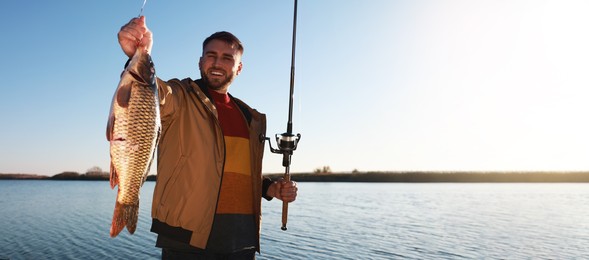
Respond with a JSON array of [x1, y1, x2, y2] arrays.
[[281, 201, 288, 231], [281, 171, 291, 231]]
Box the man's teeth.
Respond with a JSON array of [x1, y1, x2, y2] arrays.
[[211, 71, 223, 76]]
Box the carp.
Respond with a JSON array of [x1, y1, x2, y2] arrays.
[[106, 48, 160, 237]]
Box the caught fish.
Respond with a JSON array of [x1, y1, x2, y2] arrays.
[[106, 48, 160, 237]]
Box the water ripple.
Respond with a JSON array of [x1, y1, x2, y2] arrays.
[[2, 182, 589, 259]]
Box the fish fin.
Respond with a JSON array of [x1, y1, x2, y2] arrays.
[[106, 110, 114, 141], [109, 198, 140, 237], [116, 83, 132, 108], [109, 162, 118, 189], [141, 128, 161, 186]]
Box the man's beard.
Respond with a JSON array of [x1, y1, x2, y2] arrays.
[[201, 70, 234, 91]]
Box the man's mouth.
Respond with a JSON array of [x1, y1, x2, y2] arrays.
[[210, 70, 224, 77]]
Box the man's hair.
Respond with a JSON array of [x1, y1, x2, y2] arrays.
[[202, 31, 244, 55]]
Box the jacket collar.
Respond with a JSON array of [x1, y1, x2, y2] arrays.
[[193, 79, 252, 125]]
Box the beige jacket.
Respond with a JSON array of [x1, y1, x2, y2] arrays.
[[149, 77, 268, 250]]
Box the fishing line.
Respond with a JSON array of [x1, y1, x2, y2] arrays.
[[138, 0, 147, 17], [134, 0, 148, 47]]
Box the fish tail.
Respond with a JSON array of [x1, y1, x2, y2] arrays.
[[109, 199, 140, 237]]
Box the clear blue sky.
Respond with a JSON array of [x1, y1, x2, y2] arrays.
[[1, 0, 588, 176]]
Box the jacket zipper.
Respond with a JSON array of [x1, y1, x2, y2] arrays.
[[192, 83, 226, 242]]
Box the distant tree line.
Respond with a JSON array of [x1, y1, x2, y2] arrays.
[[51, 171, 109, 180], [49, 167, 157, 181], [49, 166, 108, 180], [3, 167, 589, 182], [314, 166, 332, 174], [0, 166, 157, 181]]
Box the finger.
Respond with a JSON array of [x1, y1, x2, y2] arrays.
[[136, 16, 146, 26], [281, 188, 296, 197], [121, 24, 147, 41], [283, 193, 296, 202], [282, 181, 297, 189], [118, 29, 138, 45], [122, 18, 148, 36], [141, 29, 153, 49], [130, 16, 146, 27], [118, 30, 137, 44], [280, 184, 296, 192]]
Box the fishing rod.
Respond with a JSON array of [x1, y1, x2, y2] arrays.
[[265, 0, 301, 231]]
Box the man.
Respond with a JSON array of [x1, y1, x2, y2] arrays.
[[117, 16, 298, 259]]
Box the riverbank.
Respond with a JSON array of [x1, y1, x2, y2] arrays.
[[2, 171, 589, 182]]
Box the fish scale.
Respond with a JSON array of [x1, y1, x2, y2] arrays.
[[107, 48, 160, 238]]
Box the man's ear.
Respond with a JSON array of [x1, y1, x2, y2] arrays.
[[236, 61, 243, 76]]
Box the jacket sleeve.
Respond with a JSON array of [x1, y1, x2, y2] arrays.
[[156, 78, 181, 125], [262, 177, 274, 201]]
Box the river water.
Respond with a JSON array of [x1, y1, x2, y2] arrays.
[[1, 181, 588, 259]]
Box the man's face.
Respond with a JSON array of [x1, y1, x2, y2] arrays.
[[199, 39, 243, 93]]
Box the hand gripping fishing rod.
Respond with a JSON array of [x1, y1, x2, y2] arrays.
[[264, 0, 301, 231]]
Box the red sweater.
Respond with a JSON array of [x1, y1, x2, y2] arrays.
[[208, 90, 253, 215]]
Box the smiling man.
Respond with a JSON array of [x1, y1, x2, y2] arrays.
[[199, 36, 243, 93], [116, 16, 298, 260]]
